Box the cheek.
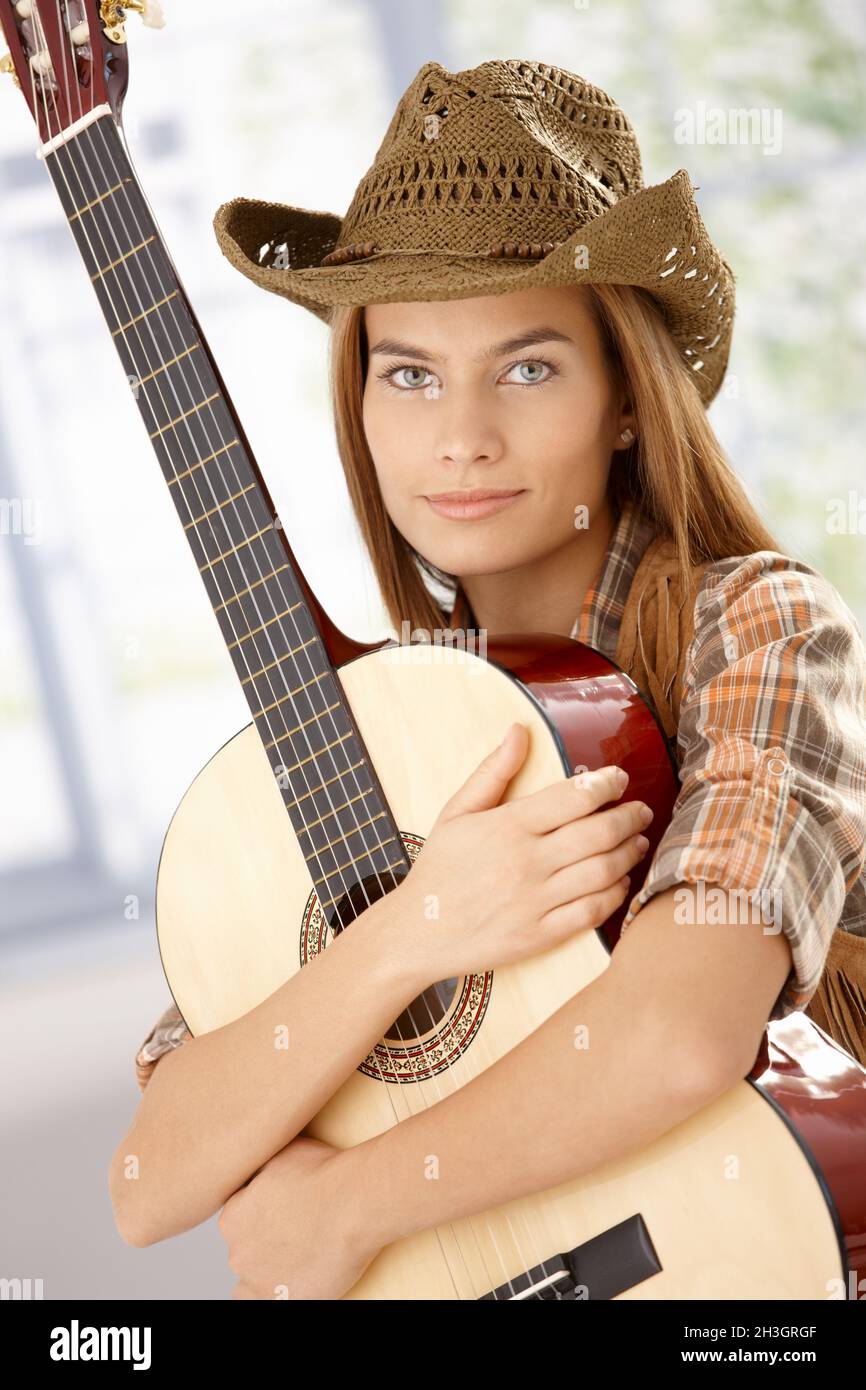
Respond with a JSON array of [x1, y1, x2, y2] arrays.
[[520, 385, 606, 453], [362, 395, 431, 498]]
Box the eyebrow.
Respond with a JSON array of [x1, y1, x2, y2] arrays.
[[367, 325, 575, 363]]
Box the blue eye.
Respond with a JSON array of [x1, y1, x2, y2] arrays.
[[503, 358, 557, 385], [376, 364, 436, 390]]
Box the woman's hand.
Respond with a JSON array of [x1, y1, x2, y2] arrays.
[[385, 722, 653, 982], [220, 1136, 380, 1301]]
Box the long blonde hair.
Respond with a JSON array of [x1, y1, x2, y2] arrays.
[[327, 284, 780, 634]]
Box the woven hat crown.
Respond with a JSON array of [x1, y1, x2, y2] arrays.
[[328, 59, 643, 262]]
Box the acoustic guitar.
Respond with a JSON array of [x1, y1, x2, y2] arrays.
[[4, 0, 865, 1300]]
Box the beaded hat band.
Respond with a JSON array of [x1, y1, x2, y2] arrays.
[[213, 58, 735, 407], [319, 239, 561, 266]]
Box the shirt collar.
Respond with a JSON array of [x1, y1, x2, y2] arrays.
[[569, 496, 657, 660]]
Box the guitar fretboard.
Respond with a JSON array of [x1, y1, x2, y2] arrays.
[[44, 109, 408, 922]]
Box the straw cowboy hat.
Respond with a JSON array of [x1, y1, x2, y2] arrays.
[[213, 58, 735, 407]]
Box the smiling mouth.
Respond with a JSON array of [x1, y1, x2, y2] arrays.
[[425, 489, 524, 503], [424, 490, 526, 520]]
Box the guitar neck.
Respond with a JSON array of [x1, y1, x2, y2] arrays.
[[42, 106, 408, 916]]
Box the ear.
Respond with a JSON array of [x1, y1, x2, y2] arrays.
[[607, 379, 635, 451], [612, 408, 637, 452]]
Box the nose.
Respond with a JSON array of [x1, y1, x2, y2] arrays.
[[432, 387, 503, 470]]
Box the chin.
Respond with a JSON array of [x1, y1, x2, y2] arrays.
[[420, 542, 531, 578]]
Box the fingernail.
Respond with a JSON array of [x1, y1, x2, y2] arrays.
[[636, 835, 650, 853]]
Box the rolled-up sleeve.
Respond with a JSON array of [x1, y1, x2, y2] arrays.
[[135, 999, 192, 1091], [618, 551, 866, 1021]]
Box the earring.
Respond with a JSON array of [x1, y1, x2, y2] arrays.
[[620, 427, 635, 443]]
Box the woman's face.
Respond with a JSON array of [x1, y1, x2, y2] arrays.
[[361, 285, 632, 583]]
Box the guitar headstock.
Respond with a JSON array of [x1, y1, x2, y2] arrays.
[[0, 2, 164, 143]]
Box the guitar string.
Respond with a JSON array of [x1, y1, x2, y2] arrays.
[[75, 103, 520, 1312], [40, 46, 497, 1306], [34, 5, 498, 1304], [42, 8, 561, 1301], [22, 4, 477, 1300], [39, 0, 560, 1299], [61, 5, 563, 1300]]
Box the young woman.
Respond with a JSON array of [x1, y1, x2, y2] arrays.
[[110, 59, 866, 1298]]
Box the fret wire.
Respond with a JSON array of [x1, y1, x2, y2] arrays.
[[262, 681, 338, 749], [220, 570, 294, 619], [252, 649, 320, 715], [90, 233, 156, 281], [151, 390, 221, 440], [293, 785, 375, 833], [317, 857, 405, 911], [281, 759, 368, 805], [229, 594, 303, 642], [183, 481, 257, 531], [225, 608, 316, 672], [313, 837, 398, 882], [196, 521, 273, 571], [139, 343, 200, 388], [168, 444, 240, 494], [112, 289, 179, 337], [275, 730, 353, 774], [241, 647, 316, 685], [69, 177, 129, 222], [177, 491, 273, 563], [259, 697, 342, 740], [246, 661, 328, 702], [302, 810, 387, 858]]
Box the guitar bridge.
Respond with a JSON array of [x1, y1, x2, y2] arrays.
[[478, 1212, 662, 1300]]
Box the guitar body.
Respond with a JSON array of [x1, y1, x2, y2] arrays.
[[155, 638, 849, 1300]]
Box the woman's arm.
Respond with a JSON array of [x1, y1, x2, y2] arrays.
[[339, 883, 792, 1257], [109, 894, 423, 1247]]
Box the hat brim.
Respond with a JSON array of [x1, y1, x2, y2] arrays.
[[213, 169, 734, 407]]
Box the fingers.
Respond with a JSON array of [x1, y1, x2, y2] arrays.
[[439, 722, 530, 821], [541, 830, 650, 909], [539, 875, 633, 944], [515, 763, 631, 835], [539, 797, 653, 871]]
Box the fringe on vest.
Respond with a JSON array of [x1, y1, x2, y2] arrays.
[[616, 531, 866, 1067]]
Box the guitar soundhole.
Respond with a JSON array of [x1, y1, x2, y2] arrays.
[[326, 871, 460, 1042], [385, 977, 460, 1042]]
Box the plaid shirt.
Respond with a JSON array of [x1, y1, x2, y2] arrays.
[[135, 498, 866, 1087], [572, 498, 866, 1022]]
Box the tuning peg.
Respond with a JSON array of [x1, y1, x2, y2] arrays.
[[140, 0, 166, 28], [121, 0, 167, 29], [0, 51, 21, 89], [102, 0, 166, 44]]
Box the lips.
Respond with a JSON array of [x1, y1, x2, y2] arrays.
[[424, 489, 526, 520], [425, 489, 523, 503]]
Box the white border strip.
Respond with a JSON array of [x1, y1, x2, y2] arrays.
[[36, 102, 113, 160]]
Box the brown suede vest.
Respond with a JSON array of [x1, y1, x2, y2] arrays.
[[614, 533, 709, 750], [616, 534, 866, 1065]]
